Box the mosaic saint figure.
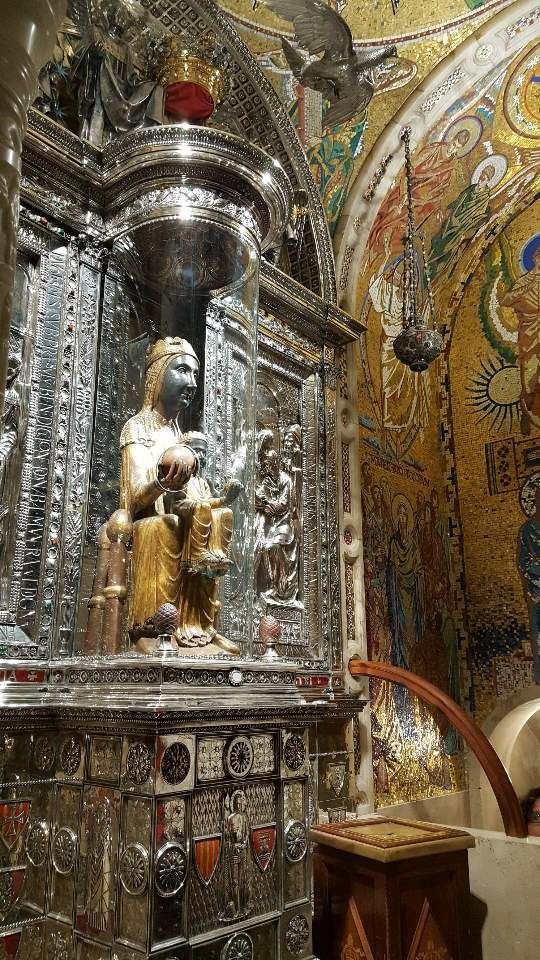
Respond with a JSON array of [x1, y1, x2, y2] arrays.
[[428, 162, 496, 277], [368, 135, 468, 265], [502, 242, 540, 435], [517, 486, 540, 676], [368, 256, 431, 457], [120, 337, 238, 653], [386, 495, 425, 672]]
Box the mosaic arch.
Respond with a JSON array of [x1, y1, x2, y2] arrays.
[[338, 0, 540, 806], [216, 0, 510, 235], [219, 0, 510, 46], [335, 0, 540, 316]]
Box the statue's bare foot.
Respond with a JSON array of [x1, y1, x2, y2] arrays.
[[212, 632, 240, 656]]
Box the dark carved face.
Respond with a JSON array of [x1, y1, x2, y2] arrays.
[[189, 437, 208, 472], [159, 354, 199, 419]]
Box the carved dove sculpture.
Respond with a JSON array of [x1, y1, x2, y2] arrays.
[[261, 0, 397, 128]]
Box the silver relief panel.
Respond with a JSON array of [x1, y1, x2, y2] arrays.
[[254, 322, 330, 665], [74, 270, 133, 651], [204, 303, 256, 652], [188, 782, 278, 937], [9, 238, 67, 653], [0, 223, 102, 660]]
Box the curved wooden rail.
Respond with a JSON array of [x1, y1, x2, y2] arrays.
[[349, 657, 527, 838]]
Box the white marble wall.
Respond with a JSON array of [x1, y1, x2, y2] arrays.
[[467, 828, 540, 960]]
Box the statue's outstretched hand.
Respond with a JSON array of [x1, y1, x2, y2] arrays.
[[223, 478, 243, 504], [158, 445, 197, 492]]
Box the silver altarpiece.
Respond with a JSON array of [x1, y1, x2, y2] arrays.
[[0, 2, 365, 958]]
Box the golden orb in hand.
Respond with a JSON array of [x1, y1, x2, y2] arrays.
[[157, 444, 198, 491]]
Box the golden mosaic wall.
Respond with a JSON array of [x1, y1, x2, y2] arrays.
[[353, 27, 539, 806], [356, 287, 465, 806], [450, 199, 539, 723]]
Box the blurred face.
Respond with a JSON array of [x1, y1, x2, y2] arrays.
[[528, 797, 540, 837], [477, 166, 495, 191], [189, 439, 207, 471], [160, 354, 198, 418], [398, 504, 409, 537], [264, 451, 279, 481]]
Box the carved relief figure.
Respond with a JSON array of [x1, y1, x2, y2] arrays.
[[85, 798, 113, 932], [38, 1, 161, 145], [0, 355, 22, 561], [120, 337, 238, 654], [72, 0, 159, 145], [222, 790, 251, 921], [254, 431, 299, 605]]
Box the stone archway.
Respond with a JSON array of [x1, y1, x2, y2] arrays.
[[470, 685, 540, 831]]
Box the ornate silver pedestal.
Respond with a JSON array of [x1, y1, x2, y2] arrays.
[[0, 4, 367, 955], [0, 660, 360, 959]]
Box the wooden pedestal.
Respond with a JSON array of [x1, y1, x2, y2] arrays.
[[312, 817, 475, 960]]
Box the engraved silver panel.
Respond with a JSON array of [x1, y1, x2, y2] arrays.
[[157, 736, 195, 794], [154, 842, 188, 898], [52, 828, 77, 876], [25, 819, 49, 867], [119, 842, 149, 896]]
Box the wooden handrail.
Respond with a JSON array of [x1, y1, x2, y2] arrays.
[[349, 657, 527, 838]]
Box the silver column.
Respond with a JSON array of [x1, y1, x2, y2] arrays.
[[0, 0, 65, 415]]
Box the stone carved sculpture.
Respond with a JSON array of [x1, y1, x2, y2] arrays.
[[254, 428, 300, 606], [222, 789, 252, 921], [85, 337, 241, 655]]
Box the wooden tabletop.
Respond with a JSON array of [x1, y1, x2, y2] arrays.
[[311, 816, 475, 863]]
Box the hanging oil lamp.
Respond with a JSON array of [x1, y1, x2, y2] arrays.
[[393, 126, 443, 373]]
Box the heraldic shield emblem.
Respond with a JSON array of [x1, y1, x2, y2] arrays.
[[193, 834, 222, 887], [250, 823, 276, 873], [0, 800, 31, 853]]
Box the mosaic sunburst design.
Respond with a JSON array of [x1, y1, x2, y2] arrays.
[[466, 355, 521, 431]]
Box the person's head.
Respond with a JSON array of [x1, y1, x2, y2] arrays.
[[6, 354, 20, 388], [533, 247, 540, 271], [263, 449, 280, 481], [361, 460, 373, 490], [233, 791, 246, 813], [145, 337, 199, 421], [447, 129, 470, 156], [521, 787, 540, 837], [183, 431, 207, 471], [372, 485, 383, 511], [283, 424, 301, 455], [257, 429, 274, 463], [393, 496, 413, 540], [397, 502, 409, 536], [476, 164, 495, 191]]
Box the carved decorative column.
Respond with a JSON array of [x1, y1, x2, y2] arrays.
[[0, 0, 65, 414]]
